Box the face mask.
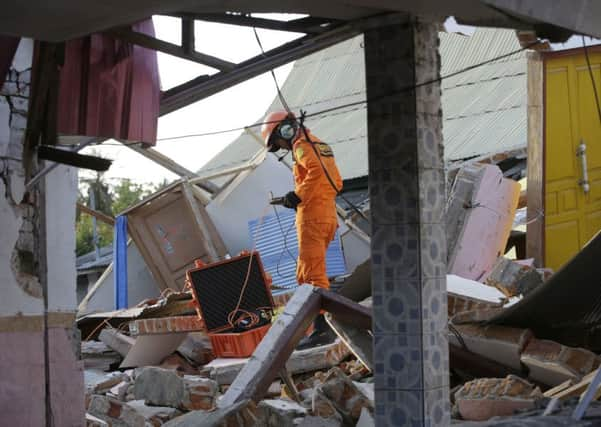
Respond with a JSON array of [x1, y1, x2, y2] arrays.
[[277, 121, 297, 140]]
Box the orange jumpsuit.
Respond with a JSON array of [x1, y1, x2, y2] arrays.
[[292, 133, 343, 289]]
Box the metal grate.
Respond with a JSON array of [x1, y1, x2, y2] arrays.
[[248, 209, 347, 294], [187, 253, 273, 333]]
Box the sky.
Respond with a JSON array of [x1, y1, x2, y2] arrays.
[[81, 15, 302, 186], [81, 16, 600, 187]]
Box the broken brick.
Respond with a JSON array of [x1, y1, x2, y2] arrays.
[[448, 324, 533, 371], [454, 375, 543, 421], [521, 338, 601, 386], [181, 376, 219, 411], [87, 395, 145, 427]]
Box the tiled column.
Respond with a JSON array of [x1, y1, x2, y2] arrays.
[[364, 17, 450, 426]]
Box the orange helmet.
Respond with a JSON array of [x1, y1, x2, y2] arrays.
[[260, 110, 296, 152]]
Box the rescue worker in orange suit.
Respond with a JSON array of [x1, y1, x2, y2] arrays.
[[261, 110, 343, 349]]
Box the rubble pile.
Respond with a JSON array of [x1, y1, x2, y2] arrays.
[[76, 163, 601, 426]]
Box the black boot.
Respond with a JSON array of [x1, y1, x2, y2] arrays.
[[296, 314, 336, 350]]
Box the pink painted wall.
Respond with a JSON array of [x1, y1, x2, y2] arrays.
[[448, 165, 520, 282], [0, 328, 84, 427]]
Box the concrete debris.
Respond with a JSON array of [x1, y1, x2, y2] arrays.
[[293, 415, 343, 426], [448, 324, 534, 371], [162, 400, 258, 427], [99, 328, 135, 357], [87, 395, 146, 427], [82, 341, 122, 371], [177, 332, 214, 366], [454, 375, 543, 421], [312, 367, 374, 424], [86, 413, 109, 427], [521, 339, 601, 386], [159, 353, 199, 375], [133, 367, 218, 411], [485, 257, 544, 297], [126, 400, 181, 425], [257, 399, 308, 427]]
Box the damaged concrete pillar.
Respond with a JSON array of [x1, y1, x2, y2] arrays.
[[0, 39, 82, 426], [364, 16, 449, 425]]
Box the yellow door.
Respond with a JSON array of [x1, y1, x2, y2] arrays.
[[544, 50, 601, 271]]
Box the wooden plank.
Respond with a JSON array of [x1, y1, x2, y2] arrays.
[[544, 378, 575, 397], [549, 369, 599, 400], [77, 202, 115, 226], [526, 51, 545, 266], [108, 27, 234, 71], [181, 181, 220, 261], [219, 285, 321, 406]]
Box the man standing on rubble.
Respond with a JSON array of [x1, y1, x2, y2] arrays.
[[261, 110, 343, 349]]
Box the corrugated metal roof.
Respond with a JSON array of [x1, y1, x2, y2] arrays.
[[200, 28, 527, 180], [248, 208, 347, 294]]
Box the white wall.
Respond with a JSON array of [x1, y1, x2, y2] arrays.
[[206, 155, 294, 255], [0, 38, 44, 316], [46, 165, 78, 312]]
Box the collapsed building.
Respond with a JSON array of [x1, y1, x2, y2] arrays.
[[1, 2, 601, 426]]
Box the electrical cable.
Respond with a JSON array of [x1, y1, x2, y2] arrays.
[[153, 41, 540, 142], [582, 36, 601, 126], [253, 26, 371, 224]]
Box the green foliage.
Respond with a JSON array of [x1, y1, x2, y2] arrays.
[[75, 174, 168, 256]]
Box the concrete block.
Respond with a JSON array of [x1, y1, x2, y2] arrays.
[[99, 328, 135, 357], [134, 367, 185, 408], [455, 375, 543, 421], [486, 257, 544, 297], [313, 367, 373, 423], [448, 324, 533, 371], [521, 338, 601, 386], [257, 399, 308, 427], [87, 395, 145, 427], [162, 400, 257, 427]]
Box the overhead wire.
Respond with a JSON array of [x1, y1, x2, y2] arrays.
[[151, 40, 540, 143]]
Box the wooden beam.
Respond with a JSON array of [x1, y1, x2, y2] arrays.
[[107, 27, 235, 72], [526, 51, 545, 266], [169, 13, 336, 34], [77, 202, 115, 226]]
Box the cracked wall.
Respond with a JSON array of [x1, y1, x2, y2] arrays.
[[0, 39, 83, 426], [0, 38, 45, 315]]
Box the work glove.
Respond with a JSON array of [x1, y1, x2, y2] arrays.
[[283, 191, 301, 210]]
